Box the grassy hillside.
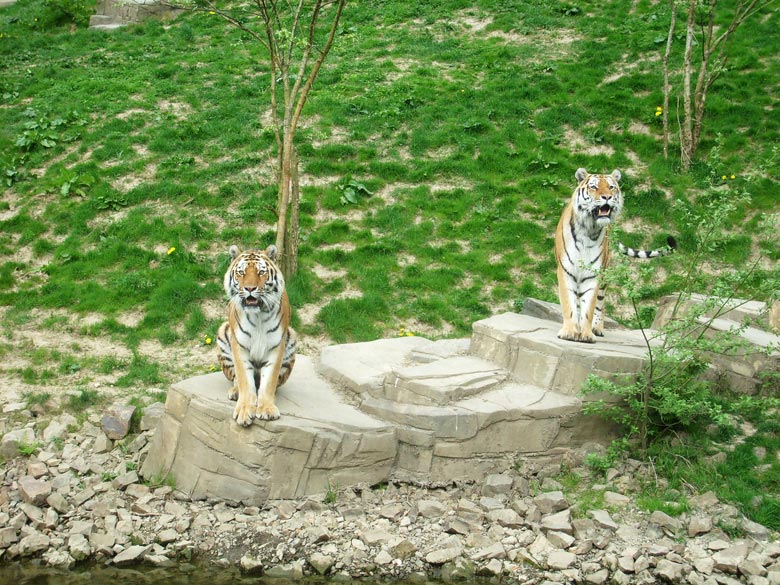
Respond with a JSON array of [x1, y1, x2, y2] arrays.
[[1, 0, 778, 393]]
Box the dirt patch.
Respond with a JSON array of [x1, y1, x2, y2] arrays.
[[563, 126, 615, 157], [111, 162, 158, 193]]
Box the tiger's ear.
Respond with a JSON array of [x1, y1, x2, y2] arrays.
[[265, 245, 278, 261], [229, 245, 240, 259], [610, 169, 622, 182], [575, 168, 588, 182]]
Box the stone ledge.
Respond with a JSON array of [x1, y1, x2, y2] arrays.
[[140, 356, 397, 505]]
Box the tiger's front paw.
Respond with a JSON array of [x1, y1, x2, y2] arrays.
[[227, 385, 238, 401], [557, 325, 580, 342], [577, 327, 596, 343], [255, 402, 280, 421], [233, 401, 254, 427]]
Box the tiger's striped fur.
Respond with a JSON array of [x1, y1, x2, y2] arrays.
[[555, 168, 675, 343], [216, 244, 296, 426]]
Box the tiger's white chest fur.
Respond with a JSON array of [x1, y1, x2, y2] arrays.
[[232, 302, 284, 367]]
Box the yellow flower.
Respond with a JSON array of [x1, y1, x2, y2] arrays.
[[730, 174, 736, 179], [205, 336, 212, 345], [167, 246, 176, 255], [209, 10, 215, 14], [721, 175, 727, 180], [655, 111, 662, 116]]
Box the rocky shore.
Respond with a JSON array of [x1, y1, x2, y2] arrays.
[[1, 401, 779, 584]]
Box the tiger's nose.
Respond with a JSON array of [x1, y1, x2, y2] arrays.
[[244, 286, 257, 293]]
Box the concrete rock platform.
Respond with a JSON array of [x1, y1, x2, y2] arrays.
[[140, 355, 396, 506], [143, 307, 653, 503]]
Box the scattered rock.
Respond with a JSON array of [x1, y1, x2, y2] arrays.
[[101, 403, 136, 440]]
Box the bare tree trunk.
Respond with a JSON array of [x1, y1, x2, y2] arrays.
[[680, 0, 697, 171], [283, 147, 300, 276], [662, 0, 676, 160], [691, 0, 717, 160]]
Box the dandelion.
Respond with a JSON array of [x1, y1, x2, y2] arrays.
[[167, 246, 176, 255], [730, 174, 736, 179], [204, 336, 213, 345], [721, 175, 727, 180], [655, 106, 662, 117], [208, 10, 215, 14]]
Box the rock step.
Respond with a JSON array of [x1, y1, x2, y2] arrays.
[[140, 355, 397, 506], [470, 312, 653, 395], [363, 382, 584, 483], [383, 356, 509, 406]]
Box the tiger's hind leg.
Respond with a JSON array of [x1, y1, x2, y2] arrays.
[[276, 328, 297, 387], [592, 288, 606, 337], [216, 321, 238, 401]]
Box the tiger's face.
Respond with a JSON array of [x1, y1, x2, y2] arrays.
[[224, 245, 282, 311], [574, 168, 623, 227]]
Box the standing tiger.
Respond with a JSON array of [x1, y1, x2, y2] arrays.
[[216, 245, 296, 426], [555, 168, 676, 343]]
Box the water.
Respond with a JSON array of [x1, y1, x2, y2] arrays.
[[0, 563, 442, 585], [0, 563, 315, 585]]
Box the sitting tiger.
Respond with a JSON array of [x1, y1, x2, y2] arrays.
[[554, 168, 676, 343], [216, 245, 297, 426]]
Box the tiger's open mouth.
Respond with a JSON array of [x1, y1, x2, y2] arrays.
[[243, 297, 260, 307], [594, 204, 612, 219]]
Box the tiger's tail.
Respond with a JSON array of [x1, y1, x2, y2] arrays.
[[618, 236, 677, 259]]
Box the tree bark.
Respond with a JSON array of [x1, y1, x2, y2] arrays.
[[680, 0, 697, 171], [662, 0, 676, 160]]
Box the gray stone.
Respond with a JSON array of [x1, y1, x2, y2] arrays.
[[655, 558, 684, 582], [112, 470, 139, 489], [140, 402, 165, 431], [541, 509, 572, 534], [1, 427, 36, 458], [93, 432, 113, 454], [43, 550, 75, 569], [590, 509, 618, 531], [483, 473, 514, 497], [470, 542, 506, 561], [547, 550, 577, 570], [68, 533, 91, 560], [585, 568, 610, 585], [374, 550, 393, 565], [688, 516, 713, 537], [18, 476, 51, 505], [18, 531, 50, 556], [113, 544, 151, 565], [744, 519, 771, 541], [713, 542, 749, 574], [239, 554, 264, 574], [603, 491, 631, 506], [649, 510, 682, 533], [264, 562, 304, 579], [534, 491, 569, 514], [43, 420, 68, 442], [389, 538, 417, 559], [102, 403, 136, 440], [488, 508, 523, 528], [418, 499, 447, 518], [0, 527, 19, 548], [308, 552, 334, 575], [425, 546, 463, 565], [547, 531, 575, 549], [26, 460, 48, 478]]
